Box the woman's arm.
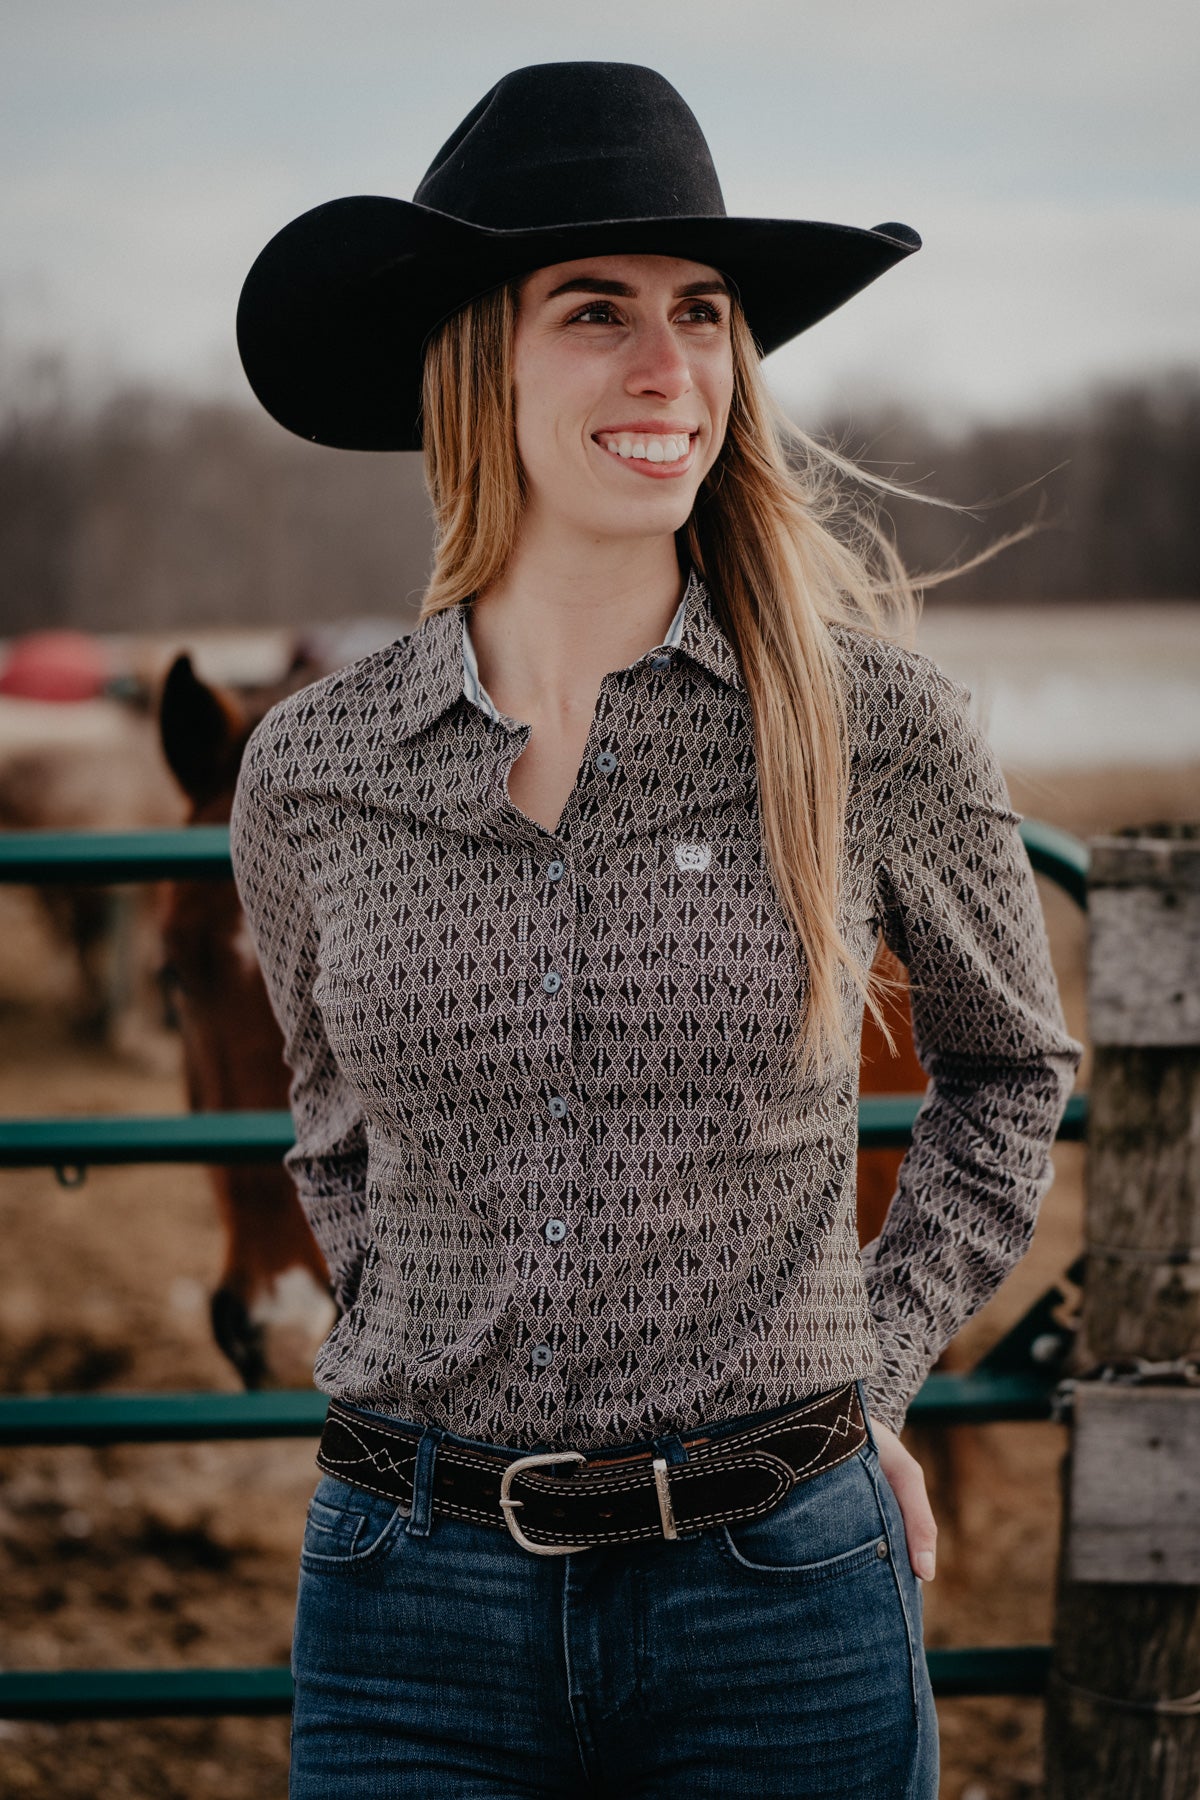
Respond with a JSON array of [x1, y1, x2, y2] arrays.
[[229, 717, 371, 1312], [860, 656, 1083, 1438]]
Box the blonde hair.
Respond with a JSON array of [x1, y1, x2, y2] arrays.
[[420, 281, 924, 1075]]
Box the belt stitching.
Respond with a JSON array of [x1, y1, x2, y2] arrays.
[[322, 1420, 856, 1502], [319, 1392, 862, 1523], [499, 1437, 843, 1501], [493, 1440, 868, 1544], [324, 1382, 857, 1470]]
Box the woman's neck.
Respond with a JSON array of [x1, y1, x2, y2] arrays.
[[469, 527, 687, 726]]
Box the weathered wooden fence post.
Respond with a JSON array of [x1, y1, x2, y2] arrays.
[[1045, 823, 1200, 1799]]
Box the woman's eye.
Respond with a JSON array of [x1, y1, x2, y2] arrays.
[[679, 300, 723, 325], [565, 299, 724, 327]]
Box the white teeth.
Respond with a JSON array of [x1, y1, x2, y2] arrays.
[[599, 432, 692, 464]]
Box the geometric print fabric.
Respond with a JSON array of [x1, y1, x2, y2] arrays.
[[229, 573, 1081, 1447]]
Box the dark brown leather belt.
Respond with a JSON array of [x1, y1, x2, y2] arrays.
[[316, 1382, 867, 1555]]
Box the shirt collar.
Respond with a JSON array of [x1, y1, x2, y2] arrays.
[[389, 566, 743, 743]]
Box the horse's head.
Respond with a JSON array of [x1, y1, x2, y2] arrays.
[[158, 652, 336, 1388]]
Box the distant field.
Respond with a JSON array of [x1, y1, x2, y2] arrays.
[[4, 598, 1195, 771], [918, 599, 1200, 768]]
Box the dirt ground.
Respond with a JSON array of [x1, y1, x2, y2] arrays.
[[1, 760, 1197, 1800]]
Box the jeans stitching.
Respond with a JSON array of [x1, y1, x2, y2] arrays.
[[863, 1453, 924, 1734], [299, 1514, 409, 1570], [715, 1527, 889, 1581]]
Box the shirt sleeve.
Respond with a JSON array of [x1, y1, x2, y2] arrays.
[[859, 658, 1083, 1435], [229, 716, 371, 1312]]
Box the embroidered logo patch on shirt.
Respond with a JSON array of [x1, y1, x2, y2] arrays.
[[674, 842, 712, 873]]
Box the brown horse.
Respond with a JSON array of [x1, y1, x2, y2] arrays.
[[0, 691, 186, 1042], [158, 652, 335, 1388]]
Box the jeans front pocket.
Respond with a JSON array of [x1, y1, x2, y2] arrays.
[[716, 1445, 890, 1580], [658, 1440, 928, 1792], [299, 1472, 410, 1573]]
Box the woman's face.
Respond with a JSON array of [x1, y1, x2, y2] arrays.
[[511, 252, 734, 547]]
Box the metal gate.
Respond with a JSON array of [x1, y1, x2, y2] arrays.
[[0, 819, 1090, 1718]]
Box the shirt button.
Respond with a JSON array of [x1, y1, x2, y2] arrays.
[[594, 750, 618, 775], [541, 970, 562, 994], [650, 652, 672, 670], [547, 1095, 568, 1120], [544, 1218, 567, 1244], [546, 860, 565, 881], [530, 1343, 553, 1369]]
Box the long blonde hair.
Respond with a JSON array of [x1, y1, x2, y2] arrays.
[[420, 280, 923, 1074]]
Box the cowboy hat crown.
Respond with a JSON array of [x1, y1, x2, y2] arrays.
[[237, 61, 920, 452], [413, 62, 727, 229]]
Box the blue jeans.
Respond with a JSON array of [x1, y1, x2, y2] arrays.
[[290, 1384, 938, 1797]]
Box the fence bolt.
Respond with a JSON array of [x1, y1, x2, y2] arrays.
[[1045, 823, 1200, 1798]]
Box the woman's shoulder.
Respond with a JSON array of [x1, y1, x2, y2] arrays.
[[826, 621, 966, 709], [238, 632, 424, 792], [827, 623, 976, 775]]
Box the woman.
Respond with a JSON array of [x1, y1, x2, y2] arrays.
[[232, 62, 1080, 1799]]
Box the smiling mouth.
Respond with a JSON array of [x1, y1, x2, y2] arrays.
[[594, 430, 698, 465]]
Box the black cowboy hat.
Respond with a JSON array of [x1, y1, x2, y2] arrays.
[[237, 61, 920, 453]]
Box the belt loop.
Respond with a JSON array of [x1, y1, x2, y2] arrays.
[[652, 1431, 688, 1466], [405, 1424, 445, 1537], [854, 1380, 879, 1454]]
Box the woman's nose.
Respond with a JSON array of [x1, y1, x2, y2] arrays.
[[624, 321, 693, 401]]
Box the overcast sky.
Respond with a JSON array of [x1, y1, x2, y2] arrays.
[[3, 0, 1197, 427]]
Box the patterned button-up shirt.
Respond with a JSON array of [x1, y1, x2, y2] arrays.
[[230, 571, 1080, 1447]]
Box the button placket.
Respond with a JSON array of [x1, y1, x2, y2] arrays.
[[533, 850, 575, 1264], [535, 848, 572, 1124]]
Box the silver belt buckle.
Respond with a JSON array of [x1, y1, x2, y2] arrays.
[[498, 1447, 681, 1553], [499, 1449, 589, 1555]]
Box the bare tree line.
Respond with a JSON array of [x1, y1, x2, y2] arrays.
[[824, 368, 1200, 604], [1, 359, 1197, 637], [0, 364, 433, 637]]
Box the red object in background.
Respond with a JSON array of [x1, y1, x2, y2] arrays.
[[0, 631, 110, 702]]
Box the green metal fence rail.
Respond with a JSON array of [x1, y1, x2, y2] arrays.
[[0, 1090, 1090, 1171], [1019, 819, 1089, 909], [0, 1110, 296, 1168], [0, 824, 235, 884], [0, 819, 1089, 1720], [0, 817, 1090, 901], [0, 1368, 1064, 1451]]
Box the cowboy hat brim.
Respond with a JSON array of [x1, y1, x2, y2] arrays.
[[236, 196, 921, 453]]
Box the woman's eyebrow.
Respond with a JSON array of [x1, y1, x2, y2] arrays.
[[543, 275, 732, 301]]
